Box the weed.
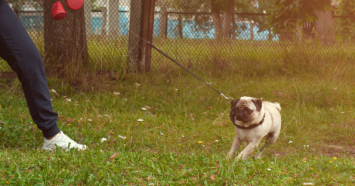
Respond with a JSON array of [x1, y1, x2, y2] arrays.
[[1, 39, 355, 184]]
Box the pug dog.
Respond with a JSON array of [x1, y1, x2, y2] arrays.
[[227, 96, 281, 160]]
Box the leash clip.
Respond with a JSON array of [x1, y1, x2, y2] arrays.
[[220, 93, 233, 101]]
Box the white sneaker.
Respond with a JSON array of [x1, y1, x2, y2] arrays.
[[42, 131, 87, 151]]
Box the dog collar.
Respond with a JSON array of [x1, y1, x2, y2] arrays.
[[234, 114, 265, 129]]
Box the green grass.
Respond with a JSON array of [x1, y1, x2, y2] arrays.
[[1, 37, 355, 184], [1, 46, 355, 185]]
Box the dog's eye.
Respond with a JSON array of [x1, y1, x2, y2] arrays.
[[243, 107, 252, 112]]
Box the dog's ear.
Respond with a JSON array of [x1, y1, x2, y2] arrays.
[[252, 99, 262, 112], [231, 99, 240, 109]]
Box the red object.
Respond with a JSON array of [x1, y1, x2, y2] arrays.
[[51, 1, 66, 20], [66, 0, 84, 10]]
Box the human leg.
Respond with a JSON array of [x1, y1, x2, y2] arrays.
[[0, 0, 86, 150], [0, 0, 60, 138]]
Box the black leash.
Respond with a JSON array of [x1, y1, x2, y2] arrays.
[[130, 32, 233, 102]]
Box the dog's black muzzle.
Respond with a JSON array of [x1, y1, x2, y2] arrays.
[[235, 109, 250, 123]]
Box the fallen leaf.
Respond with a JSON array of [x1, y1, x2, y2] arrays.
[[0, 120, 7, 125], [105, 152, 119, 162], [215, 163, 220, 169], [210, 174, 216, 181], [64, 118, 72, 125]]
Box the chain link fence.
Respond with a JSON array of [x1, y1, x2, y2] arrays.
[[1, 0, 355, 75]]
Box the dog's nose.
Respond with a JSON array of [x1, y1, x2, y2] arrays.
[[236, 110, 244, 121], [236, 110, 244, 118], [236, 109, 249, 123]]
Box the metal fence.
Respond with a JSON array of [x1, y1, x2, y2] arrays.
[[1, 0, 355, 76]]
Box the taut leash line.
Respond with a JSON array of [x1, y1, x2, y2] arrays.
[[146, 41, 232, 101], [130, 31, 233, 102]]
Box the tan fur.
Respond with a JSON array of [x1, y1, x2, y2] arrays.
[[227, 96, 282, 160]]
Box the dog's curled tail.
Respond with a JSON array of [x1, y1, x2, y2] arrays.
[[273, 102, 281, 112]]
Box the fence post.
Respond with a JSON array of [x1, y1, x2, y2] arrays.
[[140, 0, 155, 72], [128, 0, 155, 73]]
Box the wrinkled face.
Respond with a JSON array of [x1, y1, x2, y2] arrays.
[[230, 98, 262, 123]]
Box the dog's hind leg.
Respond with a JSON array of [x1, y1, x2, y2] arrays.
[[254, 132, 279, 159], [254, 119, 281, 159], [253, 134, 271, 159], [227, 136, 241, 159]]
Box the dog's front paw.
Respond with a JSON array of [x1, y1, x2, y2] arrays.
[[226, 153, 233, 159], [236, 153, 250, 160]]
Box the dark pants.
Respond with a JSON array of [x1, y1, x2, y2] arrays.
[[0, 0, 60, 138]]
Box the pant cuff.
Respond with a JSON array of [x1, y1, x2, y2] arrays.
[[42, 123, 61, 138]]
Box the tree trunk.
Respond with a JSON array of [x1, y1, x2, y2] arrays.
[[315, 10, 336, 45], [178, 14, 183, 38], [84, 0, 92, 37], [159, 5, 167, 38], [296, 22, 303, 42], [250, 22, 254, 40], [101, 7, 107, 36], [108, 0, 119, 36], [231, 16, 236, 39], [211, 0, 222, 41], [222, 0, 234, 39], [211, 12, 222, 40], [43, 0, 88, 69], [127, 0, 155, 72], [268, 28, 273, 41], [128, 0, 143, 72]]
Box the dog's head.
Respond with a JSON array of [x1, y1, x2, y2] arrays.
[[230, 96, 263, 124]]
